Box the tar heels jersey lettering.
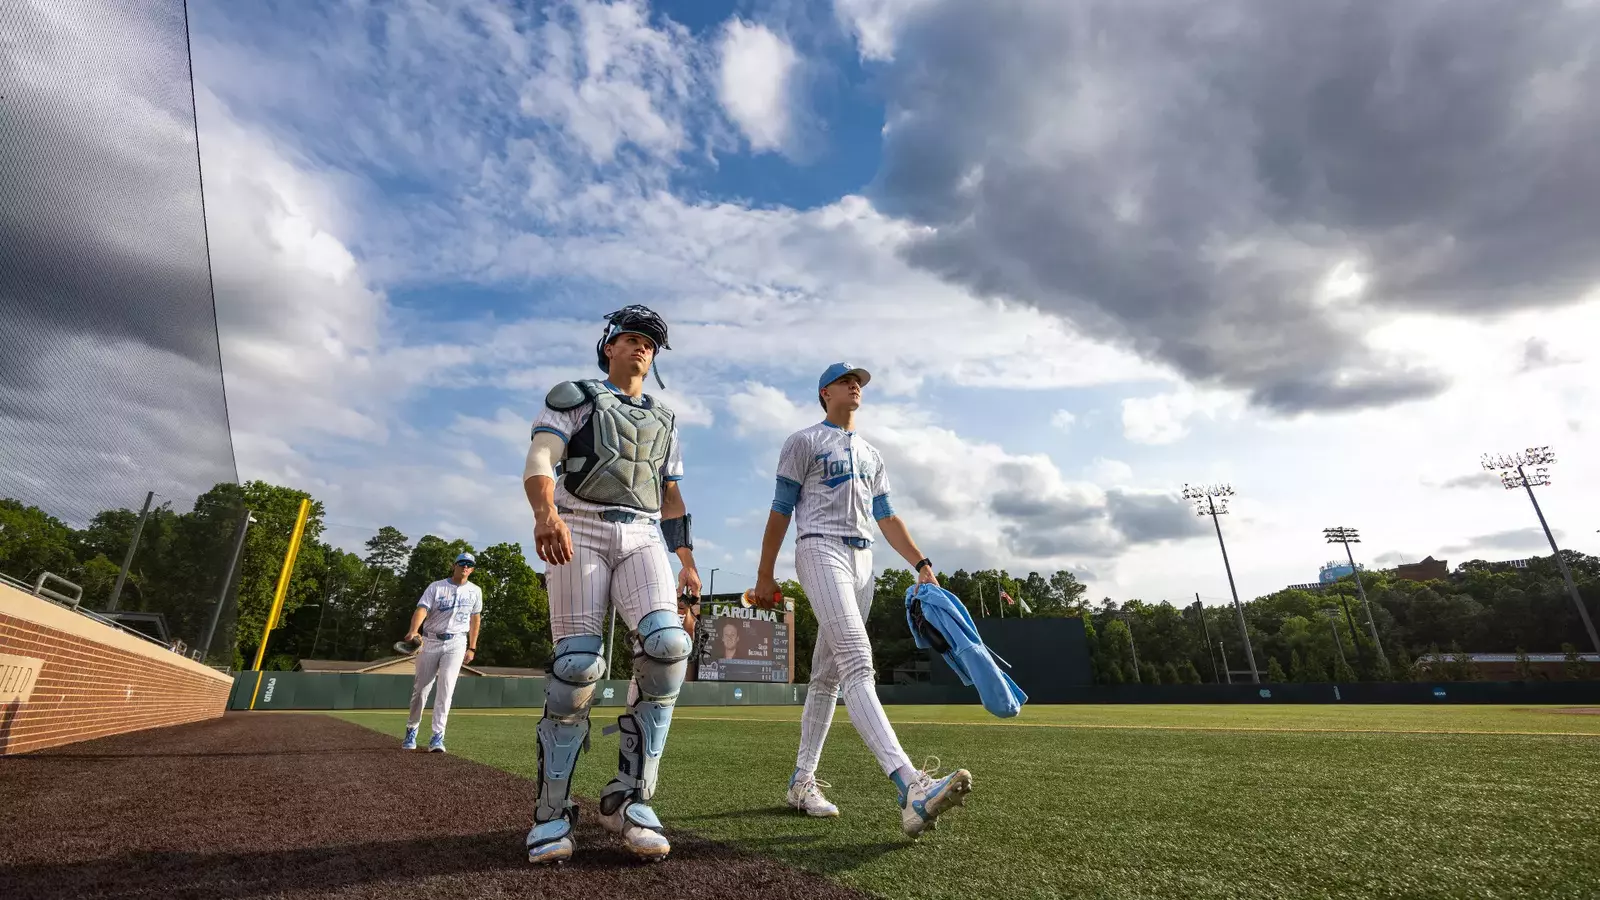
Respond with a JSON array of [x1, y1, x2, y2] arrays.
[[775, 421, 891, 543], [416, 578, 484, 637]]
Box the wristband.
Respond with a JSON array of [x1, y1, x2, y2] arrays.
[[915, 558, 932, 572]]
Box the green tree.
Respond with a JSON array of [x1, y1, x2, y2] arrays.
[[1180, 660, 1202, 684], [1140, 661, 1161, 685], [868, 568, 919, 681], [1447, 641, 1479, 682], [0, 499, 79, 585], [228, 482, 326, 664], [1162, 661, 1182, 685], [1333, 652, 1356, 683], [1289, 649, 1308, 683], [472, 542, 552, 668], [1265, 657, 1286, 682], [1514, 647, 1535, 681], [1563, 643, 1588, 681], [783, 578, 817, 683]]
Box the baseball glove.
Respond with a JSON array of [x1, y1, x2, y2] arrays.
[[393, 638, 422, 656]]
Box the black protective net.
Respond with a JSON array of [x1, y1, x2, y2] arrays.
[[0, 0, 241, 664]]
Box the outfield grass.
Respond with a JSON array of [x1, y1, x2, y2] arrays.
[[336, 705, 1600, 899]]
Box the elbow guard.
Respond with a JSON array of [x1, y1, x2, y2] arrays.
[[523, 430, 563, 482], [661, 513, 692, 553]]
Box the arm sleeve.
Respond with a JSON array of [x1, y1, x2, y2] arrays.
[[472, 589, 484, 615], [871, 448, 894, 520], [772, 433, 806, 516], [416, 583, 435, 609], [662, 425, 684, 482], [523, 430, 565, 482]]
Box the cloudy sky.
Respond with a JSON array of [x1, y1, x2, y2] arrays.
[[7, 0, 1598, 607]]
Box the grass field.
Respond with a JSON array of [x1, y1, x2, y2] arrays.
[[335, 704, 1600, 899]]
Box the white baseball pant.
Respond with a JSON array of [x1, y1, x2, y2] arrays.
[[794, 537, 912, 777], [408, 634, 468, 734], [547, 510, 678, 700]]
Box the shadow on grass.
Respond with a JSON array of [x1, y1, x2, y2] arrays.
[[674, 806, 914, 877]]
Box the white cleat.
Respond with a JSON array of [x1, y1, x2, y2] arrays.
[[599, 799, 672, 861], [899, 759, 973, 838], [786, 774, 841, 817]]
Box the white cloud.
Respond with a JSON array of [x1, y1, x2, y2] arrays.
[[716, 19, 799, 153], [725, 382, 1203, 576], [1051, 409, 1077, 431], [1086, 458, 1134, 486], [1121, 386, 1238, 445], [833, 0, 932, 61]]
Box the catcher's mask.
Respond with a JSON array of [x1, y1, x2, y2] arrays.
[[595, 304, 671, 389]]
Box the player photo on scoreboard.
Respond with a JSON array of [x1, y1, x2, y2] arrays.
[[695, 602, 790, 683]]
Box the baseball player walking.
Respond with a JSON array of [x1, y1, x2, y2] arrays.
[[401, 552, 483, 753], [520, 305, 701, 864], [751, 362, 973, 837]]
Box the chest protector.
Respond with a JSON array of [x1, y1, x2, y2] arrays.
[[546, 380, 675, 512]]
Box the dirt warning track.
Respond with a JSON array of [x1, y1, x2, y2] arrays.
[[0, 712, 869, 900]]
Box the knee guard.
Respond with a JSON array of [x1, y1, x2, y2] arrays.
[[601, 610, 691, 813], [534, 634, 605, 828]]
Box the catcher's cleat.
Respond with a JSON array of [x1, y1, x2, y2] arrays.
[[895, 757, 972, 838], [599, 781, 672, 861], [527, 807, 577, 865], [786, 771, 840, 817]]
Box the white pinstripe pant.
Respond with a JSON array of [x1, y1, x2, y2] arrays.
[[547, 511, 677, 702], [795, 537, 911, 777]]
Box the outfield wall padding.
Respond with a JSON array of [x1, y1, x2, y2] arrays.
[[228, 670, 1600, 710]]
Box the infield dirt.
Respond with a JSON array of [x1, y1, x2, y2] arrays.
[[0, 712, 872, 900]]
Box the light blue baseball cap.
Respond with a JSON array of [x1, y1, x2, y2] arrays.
[[818, 362, 871, 392], [455, 552, 476, 566]]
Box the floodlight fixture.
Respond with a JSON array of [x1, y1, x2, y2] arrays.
[[1479, 444, 1598, 654], [1320, 523, 1388, 675], [1183, 481, 1257, 682]]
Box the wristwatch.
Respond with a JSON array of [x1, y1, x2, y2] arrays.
[[915, 558, 932, 573]]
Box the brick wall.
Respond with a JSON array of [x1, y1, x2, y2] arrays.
[[0, 583, 233, 755]]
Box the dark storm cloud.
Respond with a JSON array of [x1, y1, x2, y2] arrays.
[[0, 1, 235, 523], [872, 0, 1600, 413], [1105, 490, 1208, 544]]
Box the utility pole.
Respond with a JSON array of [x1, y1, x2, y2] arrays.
[[1195, 594, 1220, 683], [1123, 612, 1142, 683], [107, 491, 154, 612], [1482, 446, 1600, 655], [1323, 609, 1350, 675], [1324, 527, 1389, 676], [201, 507, 252, 664], [707, 567, 718, 601], [1218, 641, 1232, 685], [1184, 483, 1259, 683]]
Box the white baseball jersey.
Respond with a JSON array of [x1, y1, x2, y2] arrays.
[[531, 381, 684, 516], [772, 421, 893, 542], [416, 578, 483, 637]]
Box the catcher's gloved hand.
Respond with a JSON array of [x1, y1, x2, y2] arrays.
[[394, 637, 422, 655]]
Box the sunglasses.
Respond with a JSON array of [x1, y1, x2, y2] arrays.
[[455, 561, 474, 568]]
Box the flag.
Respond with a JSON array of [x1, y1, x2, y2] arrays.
[[1000, 589, 1014, 606], [1017, 595, 1033, 614]]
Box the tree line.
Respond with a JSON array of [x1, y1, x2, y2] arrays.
[[2, 482, 1596, 684]]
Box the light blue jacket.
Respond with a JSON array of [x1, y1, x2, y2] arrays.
[[904, 583, 1027, 718]]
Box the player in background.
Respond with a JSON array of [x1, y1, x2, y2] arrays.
[[401, 552, 483, 753], [521, 305, 701, 864], [751, 363, 973, 836]]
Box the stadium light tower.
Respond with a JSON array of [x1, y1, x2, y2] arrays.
[[1323, 527, 1389, 676], [1183, 483, 1259, 683], [1482, 446, 1600, 654]]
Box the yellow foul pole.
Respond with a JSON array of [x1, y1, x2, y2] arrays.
[[249, 497, 312, 709]]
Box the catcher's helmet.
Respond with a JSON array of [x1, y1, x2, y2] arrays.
[[595, 305, 671, 387]]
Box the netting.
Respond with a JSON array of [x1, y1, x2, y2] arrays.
[[0, 0, 241, 664]]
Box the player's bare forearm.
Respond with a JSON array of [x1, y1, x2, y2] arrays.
[[406, 607, 426, 639], [469, 614, 480, 647], [877, 516, 927, 570], [661, 480, 688, 520], [524, 475, 558, 522], [756, 510, 791, 579]]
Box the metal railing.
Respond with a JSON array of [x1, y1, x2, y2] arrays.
[[1, 568, 178, 652], [34, 571, 82, 608]]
